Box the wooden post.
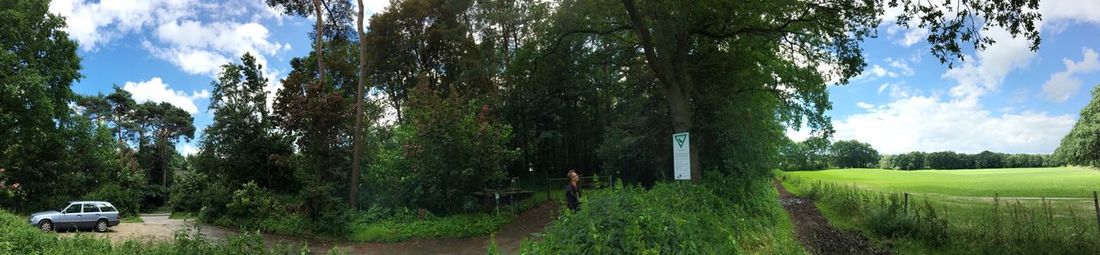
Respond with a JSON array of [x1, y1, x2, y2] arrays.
[[904, 192, 909, 212], [1093, 191, 1100, 234]]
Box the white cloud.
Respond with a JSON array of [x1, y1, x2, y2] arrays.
[[834, 96, 1075, 154], [144, 20, 288, 77], [940, 28, 1036, 104], [838, 15, 1073, 154], [179, 143, 199, 156], [1041, 48, 1100, 102], [886, 58, 915, 76], [49, 0, 195, 51], [784, 126, 814, 142], [122, 77, 210, 114], [869, 64, 890, 77], [897, 28, 929, 47], [1040, 0, 1100, 27]]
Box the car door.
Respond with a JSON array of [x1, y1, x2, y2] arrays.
[[58, 204, 82, 229], [81, 203, 101, 229]]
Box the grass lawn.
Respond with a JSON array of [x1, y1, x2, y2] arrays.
[[784, 167, 1100, 198], [781, 167, 1100, 254]]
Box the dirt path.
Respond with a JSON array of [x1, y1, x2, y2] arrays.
[[774, 180, 888, 255], [61, 202, 559, 254]]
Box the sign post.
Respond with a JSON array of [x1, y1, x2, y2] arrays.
[[673, 132, 690, 180]]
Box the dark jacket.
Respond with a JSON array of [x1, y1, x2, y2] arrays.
[[565, 183, 581, 211]]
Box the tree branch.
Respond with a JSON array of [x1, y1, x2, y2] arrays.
[[540, 25, 634, 59]]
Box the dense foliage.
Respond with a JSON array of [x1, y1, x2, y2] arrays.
[[830, 140, 880, 168], [520, 176, 803, 254], [881, 151, 1058, 170], [780, 138, 881, 170], [1055, 85, 1100, 167], [365, 80, 517, 213], [0, 0, 190, 214]]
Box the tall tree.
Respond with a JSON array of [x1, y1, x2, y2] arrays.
[[1056, 85, 1100, 167], [132, 102, 194, 186], [830, 140, 880, 168], [266, 0, 354, 82], [106, 86, 137, 145], [199, 53, 295, 191], [551, 0, 1041, 182], [351, 0, 369, 209], [0, 0, 82, 210]]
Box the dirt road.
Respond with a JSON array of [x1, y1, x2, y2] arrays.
[[57, 202, 559, 254], [774, 180, 888, 255]]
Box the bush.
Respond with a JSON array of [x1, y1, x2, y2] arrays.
[[366, 85, 518, 213], [169, 171, 207, 212], [83, 183, 140, 216], [520, 177, 802, 254]]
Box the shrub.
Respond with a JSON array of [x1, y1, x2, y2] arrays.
[[169, 171, 207, 212], [366, 84, 518, 213], [521, 182, 739, 254], [83, 183, 140, 216]]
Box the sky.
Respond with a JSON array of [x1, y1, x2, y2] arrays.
[[47, 0, 1100, 156]]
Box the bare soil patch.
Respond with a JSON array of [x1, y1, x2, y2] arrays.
[[774, 180, 888, 255]]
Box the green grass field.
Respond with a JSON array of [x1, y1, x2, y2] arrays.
[[784, 167, 1100, 198], [781, 167, 1100, 254]]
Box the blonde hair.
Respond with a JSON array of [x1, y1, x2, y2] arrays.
[[567, 169, 577, 178]]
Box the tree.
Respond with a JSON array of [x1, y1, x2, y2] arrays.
[[0, 0, 82, 211], [830, 140, 880, 168], [1056, 85, 1100, 167], [779, 136, 830, 171], [367, 77, 517, 213], [131, 102, 194, 187], [551, 0, 1041, 182], [198, 53, 296, 191], [351, 0, 369, 210], [106, 86, 138, 145], [273, 38, 362, 219], [266, 0, 354, 79]]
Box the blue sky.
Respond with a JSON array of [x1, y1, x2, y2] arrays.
[[49, 0, 1100, 155]]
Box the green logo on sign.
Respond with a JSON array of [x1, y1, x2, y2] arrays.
[[674, 134, 687, 148]]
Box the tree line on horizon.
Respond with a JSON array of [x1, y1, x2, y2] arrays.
[[781, 138, 1061, 171]]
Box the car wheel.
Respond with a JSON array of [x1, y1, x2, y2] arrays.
[[95, 219, 108, 232], [38, 220, 52, 232]]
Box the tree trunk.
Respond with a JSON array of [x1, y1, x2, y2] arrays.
[[312, 0, 325, 77], [350, 0, 367, 210], [159, 137, 169, 187], [621, 0, 701, 183]]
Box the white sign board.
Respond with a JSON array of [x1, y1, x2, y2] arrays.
[[673, 132, 690, 180]]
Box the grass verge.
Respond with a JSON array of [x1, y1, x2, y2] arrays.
[[519, 175, 805, 254], [781, 172, 1100, 254]]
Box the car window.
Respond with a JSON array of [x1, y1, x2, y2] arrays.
[[83, 203, 100, 213], [63, 204, 81, 213], [98, 203, 117, 212]]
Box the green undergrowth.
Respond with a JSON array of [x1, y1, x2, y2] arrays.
[[782, 173, 1100, 254], [0, 209, 343, 254], [350, 212, 511, 242], [519, 175, 805, 254]]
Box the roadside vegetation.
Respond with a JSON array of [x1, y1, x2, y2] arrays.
[[0, 209, 338, 254], [522, 176, 805, 254], [781, 169, 1100, 254]]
